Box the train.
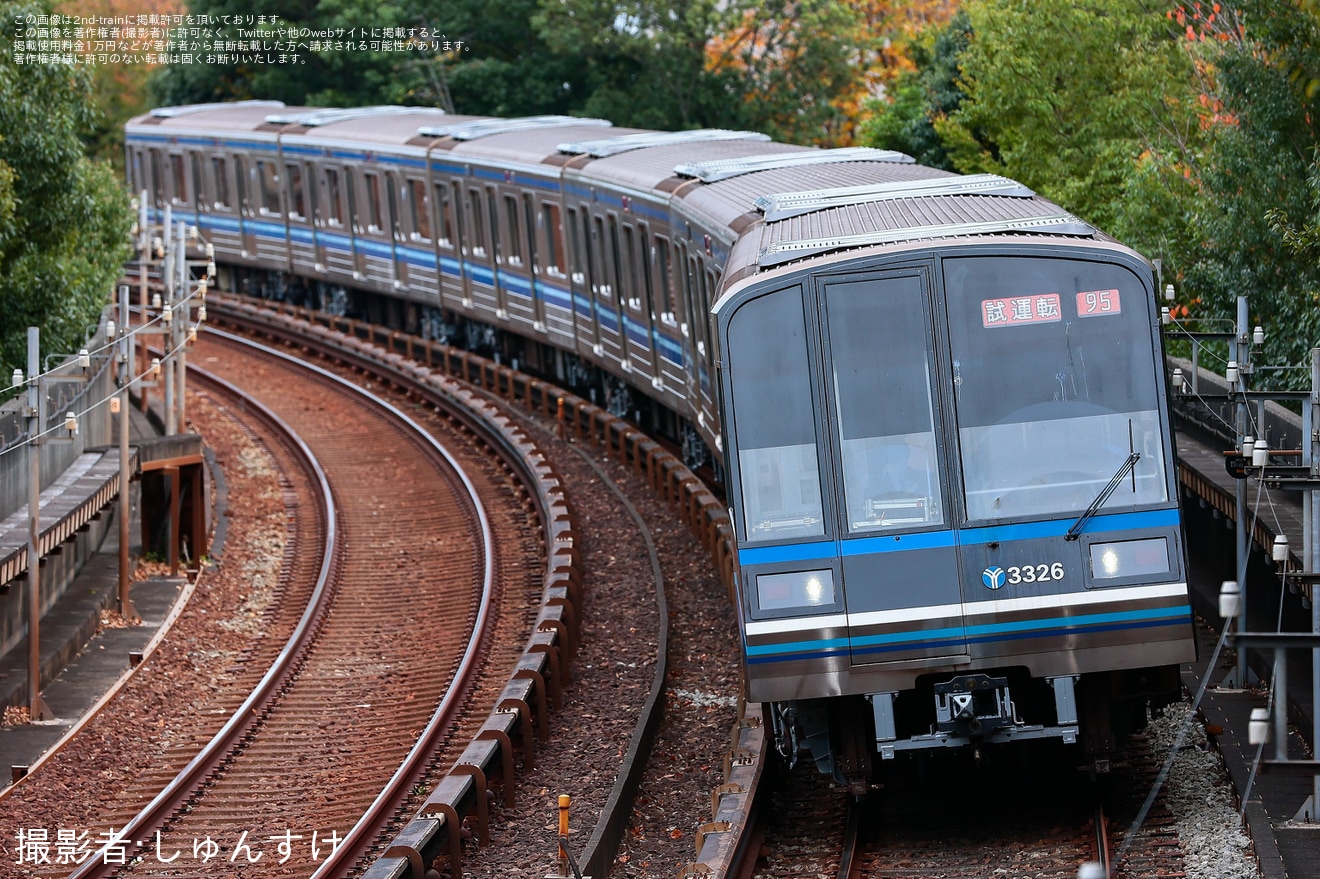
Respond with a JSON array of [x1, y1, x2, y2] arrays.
[[125, 101, 1196, 789]]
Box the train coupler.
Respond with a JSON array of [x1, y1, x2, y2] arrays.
[[933, 673, 1016, 736]]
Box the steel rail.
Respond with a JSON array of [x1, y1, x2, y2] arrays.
[[836, 799, 863, 879], [211, 325, 502, 879], [67, 357, 339, 879]]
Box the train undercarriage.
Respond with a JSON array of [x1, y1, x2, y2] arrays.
[[770, 664, 1183, 795]]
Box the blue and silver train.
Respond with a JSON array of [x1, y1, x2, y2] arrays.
[[126, 102, 1196, 788]]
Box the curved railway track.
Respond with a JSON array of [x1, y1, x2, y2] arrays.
[[37, 331, 547, 878]]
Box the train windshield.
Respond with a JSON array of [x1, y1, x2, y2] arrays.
[[727, 287, 826, 540], [825, 275, 944, 533], [944, 256, 1168, 522]]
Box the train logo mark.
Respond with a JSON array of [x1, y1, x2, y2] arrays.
[[982, 566, 1007, 590]]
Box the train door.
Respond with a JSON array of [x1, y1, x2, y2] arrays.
[[320, 165, 353, 276], [486, 186, 506, 318], [404, 177, 437, 295], [520, 193, 543, 330], [286, 160, 313, 274], [149, 149, 165, 210], [538, 199, 573, 341], [234, 155, 257, 258], [653, 236, 686, 394], [343, 167, 366, 280], [679, 243, 708, 406], [621, 222, 657, 379], [598, 214, 628, 363], [565, 205, 600, 356], [386, 170, 406, 289], [436, 180, 466, 309], [461, 184, 496, 312], [815, 267, 969, 668], [190, 153, 207, 225]]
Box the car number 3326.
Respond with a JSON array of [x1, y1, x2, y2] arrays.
[[1007, 563, 1065, 584]]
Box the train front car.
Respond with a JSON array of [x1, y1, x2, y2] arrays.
[[715, 190, 1196, 790]]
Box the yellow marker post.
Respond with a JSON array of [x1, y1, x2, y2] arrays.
[[558, 793, 570, 876]]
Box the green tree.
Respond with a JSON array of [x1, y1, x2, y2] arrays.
[[532, 0, 743, 129], [0, 1, 134, 375], [934, 0, 1192, 233], [708, 0, 874, 145], [1174, 1, 1320, 371], [151, 0, 410, 107], [859, 9, 971, 169]]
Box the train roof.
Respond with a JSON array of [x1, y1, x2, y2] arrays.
[[573, 139, 805, 195], [129, 101, 1121, 281], [126, 100, 304, 133], [275, 106, 456, 147], [440, 122, 647, 170]]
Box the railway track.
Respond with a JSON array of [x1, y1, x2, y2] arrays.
[[7, 329, 559, 879], [738, 730, 1194, 879]]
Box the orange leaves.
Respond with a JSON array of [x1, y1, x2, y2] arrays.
[[1170, 1, 1244, 47]]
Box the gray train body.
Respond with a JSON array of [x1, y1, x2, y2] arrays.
[[126, 102, 1196, 787]]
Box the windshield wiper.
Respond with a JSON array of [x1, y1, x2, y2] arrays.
[[1064, 452, 1141, 541]]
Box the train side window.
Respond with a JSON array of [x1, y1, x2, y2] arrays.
[[622, 223, 639, 309], [590, 215, 610, 300], [325, 168, 343, 226], [211, 157, 230, 210], [344, 168, 360, 231], [485, 188, 502, 263], [628, 223, 649, 311], [566, 207, 588, 286], [726, 287, 825, 540], [408, 179, 431, 242], [463, 187, 485, 257], [257, 160, 281, 215], [434, 183, 454, 248], [130, 150, 145, 200], [543, 202, 565, 276], [149, 150, 164, 207], [386, 171, 404, 242], [190, 154, 206, 210], [364, 172, 384, 233], [825, 276, 944, 532], [655, 235, 676, 324], [170, 154, 187, 205], [286, 162, 306, 220], [234, 156, 250, 217], [607, 215, 625, 306], [504, 194, 522, 266], [522, 194, 538, 272]]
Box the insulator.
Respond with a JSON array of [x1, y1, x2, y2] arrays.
[[1219, 580, 1240, 619], [1273, 534, 1290, 563], [1253, 439, 1269, 467]]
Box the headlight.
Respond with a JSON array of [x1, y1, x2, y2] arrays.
[[755, 569, 836, 611], [1089, 538, 1170, 580]]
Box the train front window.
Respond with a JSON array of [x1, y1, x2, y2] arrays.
[[728, 287, 825, 541], [825, 276, 943, 533], [945, 256, 1168, 522]]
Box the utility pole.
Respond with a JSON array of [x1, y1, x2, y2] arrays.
[[118, 285, 136, 621], [25, 328, 52, 721]]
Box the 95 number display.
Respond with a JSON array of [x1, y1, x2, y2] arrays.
[[1076, 288, 1120, 317]]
